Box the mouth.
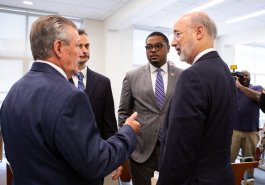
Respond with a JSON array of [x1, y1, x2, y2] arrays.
[[80, 56, 88, 59], [176, 47, 181, 55], [150, 55, 159, 61]]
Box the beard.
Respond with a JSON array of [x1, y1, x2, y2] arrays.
[[150, 60, 160, 68], [179, 39, 194, 64], [240, 79, 250, 87]]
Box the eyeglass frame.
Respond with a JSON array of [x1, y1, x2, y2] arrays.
[[173, 27, 195, 40], [145, 43, 165, 51]]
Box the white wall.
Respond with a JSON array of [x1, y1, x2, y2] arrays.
[[83, 19, 106, 73], [83, 19, 135, 113], [105, 27, 134, 111]]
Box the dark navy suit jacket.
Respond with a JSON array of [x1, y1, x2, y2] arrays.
[[158, 51, 237, 185], [0, 62, 137, 185], [83, 67, 117, 139]]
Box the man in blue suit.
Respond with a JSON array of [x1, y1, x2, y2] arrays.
[[158, 12, 237, 185], [0, 15, 140, 185]]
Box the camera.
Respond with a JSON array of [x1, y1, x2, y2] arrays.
[[230, 65, 244, 82]]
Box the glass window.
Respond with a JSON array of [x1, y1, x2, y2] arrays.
[[0, 60, 23, 104], [27, 16, 39, 58], [235, 45, 254, 71], [254, 47, 265, 74], [0, 10, 82, 107], [0, 12, 26, 57], [133, 29, 148, 67]]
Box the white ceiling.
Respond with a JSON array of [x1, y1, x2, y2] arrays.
[[1, 0, 265, 37]]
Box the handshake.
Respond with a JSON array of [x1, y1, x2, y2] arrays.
[[124, 112, 141, 135]]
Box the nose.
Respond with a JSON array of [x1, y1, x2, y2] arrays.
[[171, 37, 177, 47], [80, 46, 87, 53], [150, 46, 157, 52]]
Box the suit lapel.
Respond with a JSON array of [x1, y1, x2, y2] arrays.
[[143, 64, 158, 108], [85, 67, 97, 96], [161, 63, 177, 110]]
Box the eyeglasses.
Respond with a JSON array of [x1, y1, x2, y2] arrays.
[[145, 43, 164, 51], [173, 27, 195, 39]]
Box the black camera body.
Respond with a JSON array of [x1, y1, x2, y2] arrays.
[[232, 71, 244, 82], [230, 65, 244, 83]]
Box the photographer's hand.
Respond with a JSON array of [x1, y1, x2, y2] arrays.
[[236, 77, 261, 102], [235, 77, 242, 88]]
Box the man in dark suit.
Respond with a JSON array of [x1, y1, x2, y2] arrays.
[[70, 29, 120, 184], [157, 12, 237, 185], [118, 32, 182, 185], [0, 15, 140, 185], [71, 29, 118, 140]]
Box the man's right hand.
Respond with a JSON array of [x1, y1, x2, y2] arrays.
[[235, 76, 241, 88], [124, 112, 140, 135]]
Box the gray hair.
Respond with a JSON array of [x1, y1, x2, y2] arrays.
[[30, 15, 77, 60], [189, 12, 218, 39]]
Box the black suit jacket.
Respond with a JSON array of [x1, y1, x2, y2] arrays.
[[70, 67, 117, 139], [158, 51, 237, 185], [1, 62, 137, 185]]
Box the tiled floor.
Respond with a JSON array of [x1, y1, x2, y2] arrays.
[[253, 167, 265, 185]]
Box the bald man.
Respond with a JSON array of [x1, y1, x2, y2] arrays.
[[158, 11, 237, 185]]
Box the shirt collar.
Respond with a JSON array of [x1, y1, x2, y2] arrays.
[[36, 60, 67, 79], [192, 48, 216, 65], [79, 66, 87, 77], [149, 62, 168, 74]]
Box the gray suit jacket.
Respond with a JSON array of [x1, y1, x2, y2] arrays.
[[118, 62, 182, 163]]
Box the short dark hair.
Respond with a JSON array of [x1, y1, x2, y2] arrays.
[[146, 32, 169, 45], [78, 29, 87, 36]]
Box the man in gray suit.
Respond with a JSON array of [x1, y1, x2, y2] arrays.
[[118, 31, 182, 185]]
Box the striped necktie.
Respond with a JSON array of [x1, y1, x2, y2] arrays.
[[77, 72, 85, 91], [155, 68, 165, 109]]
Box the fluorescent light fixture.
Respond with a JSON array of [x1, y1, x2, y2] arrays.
[[226, 9, 265, 24], [0, 5, 56, 15], [189, 0, 225, 12], [0, 6, 26, 13], [22, 1, 34, 5]]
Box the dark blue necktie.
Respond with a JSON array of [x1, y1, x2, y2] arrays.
[[77, 72, 85, 91], [155, 68, 165, 109]]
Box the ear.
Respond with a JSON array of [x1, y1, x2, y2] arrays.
[[53, 40, 64, 58], [167, 44, 170, 53], [195, 25, 204, 40]]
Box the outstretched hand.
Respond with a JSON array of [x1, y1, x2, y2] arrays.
[[125, 112, 140, 135]]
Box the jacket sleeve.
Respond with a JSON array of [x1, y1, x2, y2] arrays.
[[55, 91, 137, 180], [118, 73, 133, 128]]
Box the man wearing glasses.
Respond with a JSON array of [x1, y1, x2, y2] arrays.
[[157, 11, 237, 185], [118, 31, 182, 185]]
